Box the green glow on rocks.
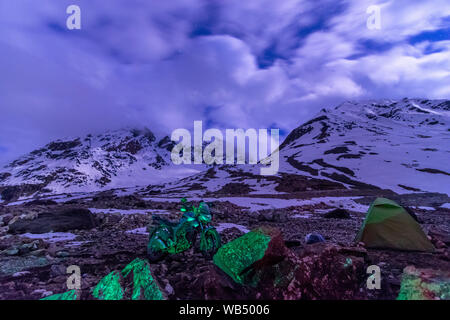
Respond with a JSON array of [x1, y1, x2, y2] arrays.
[[92, 271, 124, 300], [41, 289, 78, 300], [41, 259, 164, 300], [397, 267, 450, 300], [122, 258, 164, 300], [213, 228, 271, 285]]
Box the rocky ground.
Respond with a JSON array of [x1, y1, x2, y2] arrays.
[[0, 191, 449, 300]]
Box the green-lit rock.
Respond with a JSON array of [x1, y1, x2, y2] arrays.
[[213, 227, 285, 285], [41, 289, 78, 300], [397, 266, 450, 300], [91, 258, 165, 300], [122, 258, 165, 300], [92, 270, 124, 300]]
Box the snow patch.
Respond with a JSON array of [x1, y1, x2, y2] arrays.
[[216, 223, 250, 234], [143, 196, 369, 213], [64, 241, 90, 247], [20, 232, 77, 242], [89, 208, 170, 215], [126, 227, 149, 235], [292, 213, 313, 219], [413, 206, 436, 211]]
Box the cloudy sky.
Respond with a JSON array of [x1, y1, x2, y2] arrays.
[[0, 0, 449, 165]]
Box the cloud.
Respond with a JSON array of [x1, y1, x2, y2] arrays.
[[0, 0, 449, 165]]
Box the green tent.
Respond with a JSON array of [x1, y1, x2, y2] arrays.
[[355, 198, 434, 252]]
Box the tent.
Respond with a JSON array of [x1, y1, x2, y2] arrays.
[[355, 198, 434, 252]]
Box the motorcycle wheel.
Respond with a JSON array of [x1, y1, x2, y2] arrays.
[[200, 228, 221, 258], [147, 236, 168, 262]]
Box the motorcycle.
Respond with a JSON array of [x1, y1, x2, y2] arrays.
[[147, 198, 221, 262]]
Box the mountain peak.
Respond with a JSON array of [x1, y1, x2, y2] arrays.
[[0, 126, 187, 196]]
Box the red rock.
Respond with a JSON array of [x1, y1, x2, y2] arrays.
[[213, 227, 368, 300], [397, 266, 450, 300]]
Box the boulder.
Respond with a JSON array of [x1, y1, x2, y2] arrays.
[[122, 258, 165, 300], [24, 199, 58, 206], [213, 228, 368, 300], [213, 227, 287, 285], [92, 270, 124, 300], [397, 266, 450, 300], [8, 208, 96, 234], [1, 214, 13, 226], [255, 242, 368, 300], [257, 209, 288, 222], [305, 232, 325, 244], [0, 256, 50, 276], [92, 258, 166, 300], [324, 208, 350, 219], [194, 265, 249, 300]]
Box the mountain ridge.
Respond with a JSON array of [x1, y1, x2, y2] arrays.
[[1, 98, 449, 201]]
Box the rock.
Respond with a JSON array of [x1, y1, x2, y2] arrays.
[[435, 240, 447, 249], [196, 265, 249, 300], [285, 239, 302, 248], [305, 232, 325, 244], [324, 208, 350, 219], [273, 210, 289, 222], [164, 282, 174, 296], [397, 266, 450, 300], [29, 249, 46, 256], [18, 241, 39, 254], [213, 226, 287, 285], [56, 251, 70, 258], [213, 227, 367, 300], [7, 216, 20, 226], [32, 289, 53, 298], [92, 258, 166, 300], [8, 208, 96, 234], [0, 184, 43, 202], [4, 247, 19, 256], [12, 271, 31, 277], [92, 270, 124, 300], [0, 226, 9, 235], [50, 264, 67, 277], [258, 210, 273, 221], [2, 214, 13, 226], [104, 213, 122, 225], [0, 256, 49, 276], [256, 208, 288, 222], [428, 226, 450, 246], [255, 242, 367, 300], [0, 234, 12, 241], [122, 258, 166, 300], [41, 289, 79, 300], [24, 199, 58, 206]]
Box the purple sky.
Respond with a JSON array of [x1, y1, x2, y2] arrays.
[[0, 0, 449, 165]]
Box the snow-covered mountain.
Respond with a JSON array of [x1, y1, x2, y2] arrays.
[[278, 98, 450, 194], [152, 98, 450, 197], [0, 127, 203, 196], [1, 98, 449, 201]]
